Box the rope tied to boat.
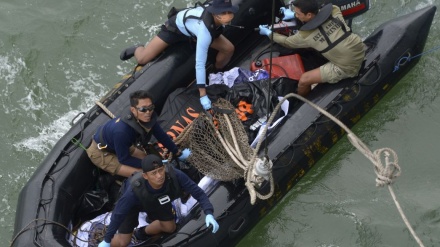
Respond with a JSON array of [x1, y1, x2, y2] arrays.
[[95, 101, 115, 119], [393, 44, 440, 72], [347, 135, 401, 186], [277, 92, 424, 247]]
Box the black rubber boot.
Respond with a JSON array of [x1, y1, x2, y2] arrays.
[[133, 226, 151, 241], [120, 44, 143, 61]]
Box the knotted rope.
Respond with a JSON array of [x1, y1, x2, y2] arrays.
[[393, 44, 440, 72], [278, 92, 424, 247]]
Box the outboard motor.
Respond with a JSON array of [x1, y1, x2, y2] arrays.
[[328, 0, 371, 20], [318, 0, 371, 27], [287, 0, 371, 20]]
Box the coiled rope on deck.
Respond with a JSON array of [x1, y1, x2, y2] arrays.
[[172, 101, 275, 205]]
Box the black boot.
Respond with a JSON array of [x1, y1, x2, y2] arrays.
[[133, 226, 151, 241], [120, 44, 143, 61]]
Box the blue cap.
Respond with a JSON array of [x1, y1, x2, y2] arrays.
[[206, 0, 239, 14]]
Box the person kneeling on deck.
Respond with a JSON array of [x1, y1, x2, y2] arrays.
[[119, 0, 239, 110], [258, 0, 365, 96], [86, 90, 190, 178], [97, 155, 219, 247]]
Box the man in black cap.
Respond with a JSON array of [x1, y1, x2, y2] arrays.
[[259, 0, 365, 96], [119, 0, 239, 111], [98, 154, 219, 247]]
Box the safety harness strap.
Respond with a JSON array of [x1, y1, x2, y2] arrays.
[[318, 16, 352, 54]]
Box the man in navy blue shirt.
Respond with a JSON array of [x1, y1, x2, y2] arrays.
[[98, 154, 219, 247], [86, 90, 190, 177]]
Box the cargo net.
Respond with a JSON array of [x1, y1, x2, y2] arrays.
[[177, 98, 253, 180], [175, 98, 274, 204]]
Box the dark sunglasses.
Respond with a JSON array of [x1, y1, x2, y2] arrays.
[[136, 105, 155, 113]]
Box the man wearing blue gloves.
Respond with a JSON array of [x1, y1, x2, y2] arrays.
[[98, 154, 219, 247], [280, 6, 295, 21], [87, 90, 190, 177], [259, 0, 365, 96], [120, 0, 240, 110]]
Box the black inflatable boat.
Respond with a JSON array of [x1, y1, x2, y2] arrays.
[[12, 0, 436, 246]]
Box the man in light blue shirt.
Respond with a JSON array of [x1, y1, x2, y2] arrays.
[[120, 0, 239, 110]]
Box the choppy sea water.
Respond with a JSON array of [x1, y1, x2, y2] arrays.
[[1, 0, 439, 246]]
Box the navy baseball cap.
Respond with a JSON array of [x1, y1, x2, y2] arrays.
[[142, 154, 164, 172], [207, 0, 239, 14]]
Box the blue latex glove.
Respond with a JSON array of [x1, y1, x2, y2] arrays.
[[98, 241, 110, 247], [205, 214, 219, 233], [280, 7, 295, 20], [200, 95, 211, 110], [178, 148, 191, 161], [258, 25, 272, 36]]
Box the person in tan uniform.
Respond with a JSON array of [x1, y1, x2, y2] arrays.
[[259, 0, 365, 96]]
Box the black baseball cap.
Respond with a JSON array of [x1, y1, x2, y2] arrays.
[[206, 0, 239, 14], [142, 154, 164, 172]]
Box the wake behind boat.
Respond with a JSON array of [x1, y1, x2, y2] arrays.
[[12, 0, 436, 246]]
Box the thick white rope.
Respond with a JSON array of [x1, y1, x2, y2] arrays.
[[95, 101, 115, 119], [271, 93, 424, 247], [195, 110, 274, 204]]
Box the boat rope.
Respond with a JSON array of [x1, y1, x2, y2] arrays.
[[264, 0, 277, 158], [393, 44, 440, 72], [238, 0, 279, 205], [71, 137, 87, 151], [265, 92, 425, 247], [95, 101, 115, 119], [9, 218, 94, 247]]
